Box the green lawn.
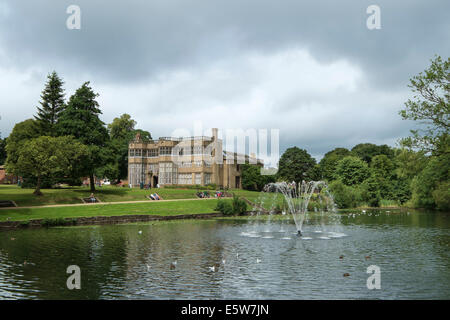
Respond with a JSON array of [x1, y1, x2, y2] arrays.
[[0, 198, 220, 222], [0, 184, 260, 207]]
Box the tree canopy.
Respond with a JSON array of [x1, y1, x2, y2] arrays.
[[8, 136, 89, 195], [277, 147, 317, 182], [399, 55, 449, 154], [319, 147, 351, 181], [57, 82, 110, 191], [105, 114, 152, 182], [335, 156, 370, 186], [34, 71, 65, 136], [351, 143, 394, 163]]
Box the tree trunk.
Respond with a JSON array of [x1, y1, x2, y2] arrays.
[[33, 176, 43, 196], [89, 173, 96, 192]]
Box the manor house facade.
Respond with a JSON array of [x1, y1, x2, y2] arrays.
[[127, 128, 262, 188]]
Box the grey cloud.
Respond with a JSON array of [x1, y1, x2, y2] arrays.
[[0, 0, 448, 158]]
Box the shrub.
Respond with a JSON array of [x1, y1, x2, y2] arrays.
[[215, 200, 233, 215], [232, 194, 248, 215], [215, 195, 248, 215], [329, 180, 362, 208], [41, 217, 77, 227]]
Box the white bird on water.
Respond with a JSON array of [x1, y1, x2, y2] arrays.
[[146, 264, 151, 271], [209, 266, 216, 272], [138, 230, 142, 235], [256, 258, 261, 263]]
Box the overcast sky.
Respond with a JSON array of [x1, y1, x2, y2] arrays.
[[0, 0, 449, 162]]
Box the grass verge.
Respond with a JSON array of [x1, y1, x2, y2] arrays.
[[0, 198, 220, 222]]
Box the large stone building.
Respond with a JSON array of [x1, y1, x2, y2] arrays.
[[127, 128, 262, 188]]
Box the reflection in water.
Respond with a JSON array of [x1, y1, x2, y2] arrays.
[[0, 209, 449, 299]]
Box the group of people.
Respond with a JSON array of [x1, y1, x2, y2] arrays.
[[197, 190, 225, 198], [148, 193, 162, 200]]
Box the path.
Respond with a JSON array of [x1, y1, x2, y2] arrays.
[[0, 197, 219, 210]]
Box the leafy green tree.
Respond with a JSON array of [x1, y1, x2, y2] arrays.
[[34, 71, 66, 136], [410, 153, 449, 209], [6, 136, 89, 195], [0, 137, 6, 165], [108, 114, 137, 140], [106, 114, 152, 182], [56, 82, 110, 191], [394, 147, 428, 180], [335, 156, 370, 186], [432, 181, 450, 211], [399, 56, 449, 154], [370, 155, 396, 200], [5, 119, 41, 168], [241, 164, 276, 191], [371, 155, 395, 179], [277, 147, 317, 182], [351, 143, 394, 163], [360, 175, 381, 207], [319, 147, 351, 181]]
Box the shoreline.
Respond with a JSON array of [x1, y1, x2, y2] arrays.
[[0, 212, 224, 230]]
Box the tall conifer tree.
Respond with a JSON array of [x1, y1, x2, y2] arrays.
[[35, 71, 65, 136]]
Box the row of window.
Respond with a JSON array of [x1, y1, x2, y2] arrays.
[[129, 162, 213, 185], [129, 146, 213, 157]]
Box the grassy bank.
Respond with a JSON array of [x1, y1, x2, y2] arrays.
[[0, 198, 220, 222], [0, 184, 260, 207]]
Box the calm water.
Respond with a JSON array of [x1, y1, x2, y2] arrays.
[[0, 209, 449, 299]]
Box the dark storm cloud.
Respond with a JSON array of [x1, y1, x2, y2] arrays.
[[1, 0, 449, 85], [0, 0, 448, 158]]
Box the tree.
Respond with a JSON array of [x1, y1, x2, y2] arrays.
[[371, 155, 395, 179], [351, 143, 394, 164], [410, 152, 449, 209], [0, 137, 6, 165], [241, 164, 276, 191], [394, 147, 428, 180], [360, 175, 381, 207], [319, 147, 351, 181], [6, 136, 89, 195], [398, 55, 449, 209], [34, 71, 66, 136], [399, 55, 449, 154], [328, 180, 362, 209], [277, 147, 317, 183], [335, 156, 370, 186], [369, 155, 396, 200], [56, 82, 110, 191], [106, 114, 152, 182], [5, 119, 41, 168], [108, 114, 137, 140]]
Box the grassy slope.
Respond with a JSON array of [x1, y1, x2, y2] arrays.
[[0, 199, 220, 222], [0, 185, 259, 207]]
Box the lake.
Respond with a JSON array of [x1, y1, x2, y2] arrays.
[[0, 209, 449, 299]]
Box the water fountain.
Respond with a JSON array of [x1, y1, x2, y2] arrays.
[[241, 180, 341, 240], [264, 181, 336, 236]]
